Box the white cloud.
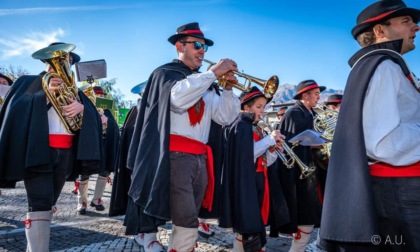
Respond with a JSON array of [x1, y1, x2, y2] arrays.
[[0, 29, 66, 59]]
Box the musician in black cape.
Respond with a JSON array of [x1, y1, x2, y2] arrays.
[[75, 86, 119, 214], [124, 22, 240, 252], [219, 86, 286, 251], [274, 80, 324, 251], [321, 1, 420, 251], [0, 42, 103, 251]]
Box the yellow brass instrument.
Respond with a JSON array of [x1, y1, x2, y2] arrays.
[[258, 116, 316, 179], [82, 84, 107, 135], [313, 105, 338, 158], [32, 43, 82, 133], [203, 59, 279, 99]]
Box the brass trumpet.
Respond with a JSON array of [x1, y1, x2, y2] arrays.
[[203, 59, 279, 99], [258, 116, 316, 180]]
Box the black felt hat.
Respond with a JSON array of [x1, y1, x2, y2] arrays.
[[240, 86, 271, 109], [168, 22, 214, 46], [293, 80, 326, 100], [93, 86, 106, 95], [0, 73, 13, 86], [324, 94, 343, 105], [352, 0, 420, 39]]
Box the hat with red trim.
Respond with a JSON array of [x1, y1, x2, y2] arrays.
[[324, 94, 343, 105], [352, 0, 420, 39], [293, 80, 326, 100], [240, 86, 271, 110], [168, 22, 214, 46]]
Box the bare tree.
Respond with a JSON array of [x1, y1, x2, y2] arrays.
[[0, 65, 29, 82]]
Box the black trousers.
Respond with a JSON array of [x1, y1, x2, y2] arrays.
[[24, 148, 73, 212]]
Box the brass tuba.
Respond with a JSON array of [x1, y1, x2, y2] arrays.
[[32, 43, 83, 133], [81, 84, 107, 135], [203, 59, 279, 99], [313, 105, 338, 158], [258, 116, 316, 179]]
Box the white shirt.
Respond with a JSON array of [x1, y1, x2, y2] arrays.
[[170, 70, 240, 144], [254, 134, 278, 166], [363, 59, 420, 166], [48, 106, 73, 135]]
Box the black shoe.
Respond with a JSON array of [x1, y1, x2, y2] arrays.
[[90, 202, 105, 211], [78, 203, 87, 215]]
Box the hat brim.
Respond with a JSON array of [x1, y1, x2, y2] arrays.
[[293, 86, 326, 100], [0, 73, 13, 86], [352, 8, 420, 39], [131, 81, 147, 94], [240, 93, 271, 110], [168, 34, 214, 46]]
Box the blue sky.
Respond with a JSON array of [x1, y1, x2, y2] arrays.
[[1, 0, 420, 103]]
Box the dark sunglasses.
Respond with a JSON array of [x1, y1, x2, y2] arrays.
[[277, 113, 285, 117], [182, 41, 208, 52]]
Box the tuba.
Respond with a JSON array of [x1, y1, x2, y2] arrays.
[[203, 59, 279, 99], [32, 43, 83, 133], [258, 116, 316, 179], [313, 105, 338, 158]]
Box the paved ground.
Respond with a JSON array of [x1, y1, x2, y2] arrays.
[[0, 176, 324, 252]]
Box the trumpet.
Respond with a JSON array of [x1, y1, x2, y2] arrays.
[[203, 59, 279, 99], [258, 116, 316, 180]]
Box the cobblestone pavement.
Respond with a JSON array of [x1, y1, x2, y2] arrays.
[[0, 176, 324, 252]]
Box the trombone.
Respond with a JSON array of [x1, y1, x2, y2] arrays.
[[203, 59, 279, 99], [258, 116, 316, 180]]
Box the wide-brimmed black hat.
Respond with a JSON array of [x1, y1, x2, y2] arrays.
[[352, 0, 420, 39], [240, 86, 271, 110], [324, 94, 343, 105], [293, 80, 326, 100], [0, 73, 13, 86], [39, 42, 81, 65], [168, 22, 214, 46]]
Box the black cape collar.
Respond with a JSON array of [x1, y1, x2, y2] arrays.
[[348, 39, 403, 67], [239, 112, 256, 123], [171, 59, 201, 72]]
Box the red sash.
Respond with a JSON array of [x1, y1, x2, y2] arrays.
[[253, 132, 270, 225], [169, 134, 214, 211], [49, 134, 73, 148], [370, 161, 420, 177]]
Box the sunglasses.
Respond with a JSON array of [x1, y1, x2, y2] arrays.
[[277, 113, 285, 117], [182, 41, 208, 52]]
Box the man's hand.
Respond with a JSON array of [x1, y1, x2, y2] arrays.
[[63, 98, 84, 118], [48, 77, 64, 93], [210, 58, 238, 90]]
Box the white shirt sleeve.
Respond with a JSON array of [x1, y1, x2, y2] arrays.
[[170, 71, 216, 112], [254, 134, 276, 163], [209, 89, 241, 125], [363, 60, 420, 166]]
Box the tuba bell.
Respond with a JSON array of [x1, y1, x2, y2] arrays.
[[203, 59, 279, 98], [32, 43, 83, 133], [313, 104, 338, 158]]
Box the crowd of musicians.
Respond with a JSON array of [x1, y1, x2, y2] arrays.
[[1, 0, 420, 252]]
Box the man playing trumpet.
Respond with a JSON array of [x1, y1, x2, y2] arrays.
[[125, 22, 240, 252]]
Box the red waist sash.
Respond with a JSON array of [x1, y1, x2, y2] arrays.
[[254, 132, 270, 225], [169, 134, 214, 212], [49, 134, 73, 149], [370, 161, 420, 177]]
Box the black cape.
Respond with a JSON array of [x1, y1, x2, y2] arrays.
[[219, 112, 266, 234], [103, 109, 120, 173], [0, 75, 103, 182], [126, 60, 196, 232], [320, 40, 412, 242], [274, 100, 322, 234], [109, 106, 138, 217]]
